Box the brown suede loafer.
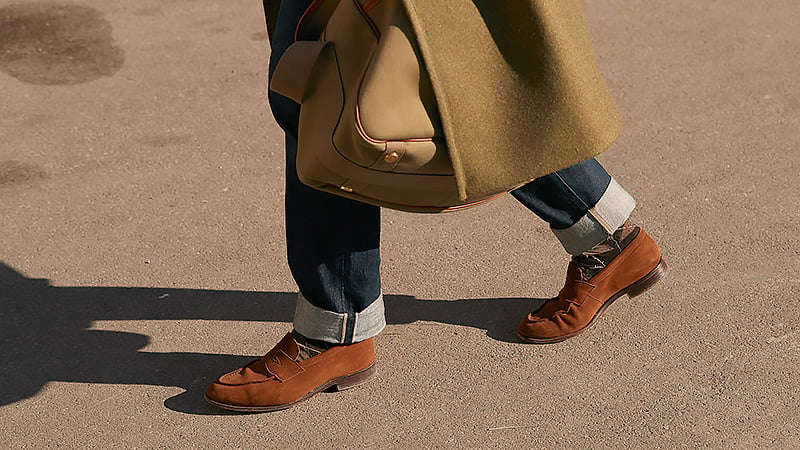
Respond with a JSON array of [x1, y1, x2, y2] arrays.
[[205, 333, 376, 412], [517, 228, 667, 344]]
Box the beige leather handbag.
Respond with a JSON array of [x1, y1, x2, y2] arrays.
[[270, 0, 506, 212]]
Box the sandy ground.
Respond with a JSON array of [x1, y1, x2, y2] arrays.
[[1, 0, 798, 448]]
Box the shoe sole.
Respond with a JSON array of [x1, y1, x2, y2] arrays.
[[517, 258, 669, 344], [204, 363, 377, 413]]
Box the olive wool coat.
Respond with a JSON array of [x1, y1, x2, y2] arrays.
[[264, 0, 621, 202]]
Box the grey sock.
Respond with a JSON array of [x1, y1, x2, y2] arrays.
[[573, 220, 640, 281], [291, 329, 333, 360]]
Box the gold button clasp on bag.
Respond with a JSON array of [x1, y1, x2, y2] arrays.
[[384, 151, 400, 164]]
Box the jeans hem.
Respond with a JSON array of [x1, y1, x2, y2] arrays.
[[552, 178, 636, 255], [293, 293, 386, 344]]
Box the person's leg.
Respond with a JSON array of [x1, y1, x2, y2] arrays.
[[267, 0, 385, 346], [512, 158, 666, 343], [510, 158, 635, 255], [283, 129, 385, 344], [206, 0, 382, 412]]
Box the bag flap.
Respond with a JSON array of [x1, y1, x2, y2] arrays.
[[270, 41, 331, 103]]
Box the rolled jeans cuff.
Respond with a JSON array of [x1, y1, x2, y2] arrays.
[[293, 293, 386, 344], [552, 178, 636, 255]]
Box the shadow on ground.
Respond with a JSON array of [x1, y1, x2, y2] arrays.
[[0, 262, 545, 414]]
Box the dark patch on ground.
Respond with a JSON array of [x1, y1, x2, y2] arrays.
[[0, 161, 47, 186], [20, 113, 53, 127], [250, 30, 268, 41], [206, 25, 232, 35], [133, 6, 163, 17], [138, 133, 192, 148], [0, 3, 124, 85]]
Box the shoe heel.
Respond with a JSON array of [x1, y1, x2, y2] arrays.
[[627, 259, 668, 298], [332, 364, 377, 391]]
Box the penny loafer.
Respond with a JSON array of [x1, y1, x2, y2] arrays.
[[517, 228, 667, 344], [205, 333, 376, 412]]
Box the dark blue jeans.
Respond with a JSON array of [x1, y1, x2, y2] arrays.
[[267, 0, 636, 343]]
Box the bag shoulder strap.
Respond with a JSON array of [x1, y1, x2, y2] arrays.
[[295, 0, 342, 41]]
